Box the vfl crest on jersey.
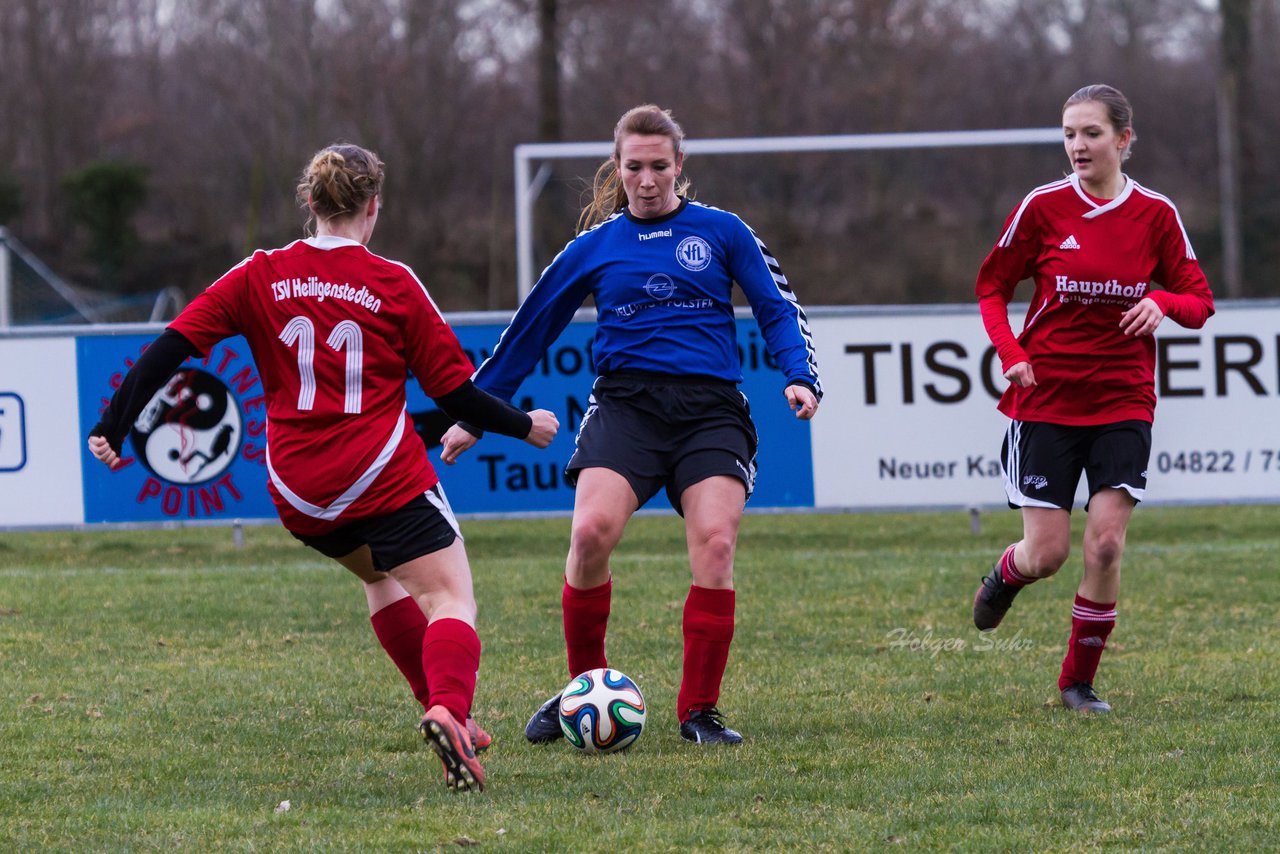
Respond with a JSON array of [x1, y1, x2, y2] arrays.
[[676, 236, 711, 272], [644, 274, 677, 301], [131, 368, 243, 485]]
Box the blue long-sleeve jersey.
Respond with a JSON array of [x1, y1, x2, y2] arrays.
[[475, 198, 822, 401]]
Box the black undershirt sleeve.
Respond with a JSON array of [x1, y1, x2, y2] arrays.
[[89, 328, 201, 454], [431, 380, 532, 439]]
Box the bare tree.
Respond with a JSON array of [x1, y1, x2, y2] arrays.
[[3, 0, 115, 241], [1217, 0, 1250, 297], [1, 0, 1271, 310]]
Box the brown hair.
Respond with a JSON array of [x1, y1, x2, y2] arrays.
[[1063, 84, 1136, 161], [577, 104, 693, 233], [296, 143, 385, 234]]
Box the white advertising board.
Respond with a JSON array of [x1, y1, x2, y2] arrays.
[[0, 337, 85, 525], [0, 302, 1275, 530], [809, 302, 1280, 509]]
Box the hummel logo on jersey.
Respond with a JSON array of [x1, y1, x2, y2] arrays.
[[1059, 235, 1081, 250]]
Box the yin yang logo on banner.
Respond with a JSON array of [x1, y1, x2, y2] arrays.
[[130, 368, 243, 485]]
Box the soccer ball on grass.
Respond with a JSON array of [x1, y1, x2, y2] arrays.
[[558, 667, 646, 753]]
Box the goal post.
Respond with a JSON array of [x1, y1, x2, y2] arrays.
[[513, 127, 1062, 303]]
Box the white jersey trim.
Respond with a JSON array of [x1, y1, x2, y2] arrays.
[[1131, 183, 1197, 260], [266, 405, 409, 521], [299, 236, 457, 322], [424, 484, 463, 541], [1074, 173, 1135, 218], [363, 244, 451, 315], [207, 239, 307, 290], [304, 235, 363, 250], [997, 178, 1072, 248], [1022, 296, 1053, 334]]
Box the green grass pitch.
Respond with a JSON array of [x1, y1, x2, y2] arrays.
[[2, 505, 1277, 851]]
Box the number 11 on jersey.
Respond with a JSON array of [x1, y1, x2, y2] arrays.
[[278, 316, 364, 414]]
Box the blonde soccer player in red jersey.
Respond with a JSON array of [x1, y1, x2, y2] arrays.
[[89, 144, 559, 790], [971, 85, 1215, 713]]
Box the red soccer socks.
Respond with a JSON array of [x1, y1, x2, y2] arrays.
[[370, 595, 430, 709], [1058, 594, 1117, 691], [678, 585, 736, 723], [1000, 543, 1036, 587], [563, 577, 611, 677], [423, 618, 481, 726]]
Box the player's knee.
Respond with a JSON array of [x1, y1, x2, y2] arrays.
[[1087, 530, 1126, 571], [570, 513, 622, 563], [690, 529, 737, 584], [702, 529, 737, 565]]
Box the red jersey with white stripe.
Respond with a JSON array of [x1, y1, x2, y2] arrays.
[[169, 235, 474, 535], [976, 173, 1214, 426]]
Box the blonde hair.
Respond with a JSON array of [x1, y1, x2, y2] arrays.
[[296, 143, 385, 234], [577, 104, 692, 233], [1063, 84, 1137, 162]]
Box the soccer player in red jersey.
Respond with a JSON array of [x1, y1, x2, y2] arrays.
[[88, 144, 559, 790], [971, 85, 1215, 713]]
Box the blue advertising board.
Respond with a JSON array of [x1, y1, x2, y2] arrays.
[[73, 318, 814, 525], [77, 334, 276, 524], [413, 320, 815, 514]]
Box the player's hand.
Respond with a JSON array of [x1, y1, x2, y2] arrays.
[[523, 409, 559, 449], [440, 424, 479, 465], [1004, 361, 1037, 388], [1120, 297, 1164, 337], [785, 384, 819, 420], [88, 435, 119, 468]]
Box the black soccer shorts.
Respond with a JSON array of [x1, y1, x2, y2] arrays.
[[291, 484, 461, 571], [1001, 419, 1151, 511], [565, 373, 759, 515]]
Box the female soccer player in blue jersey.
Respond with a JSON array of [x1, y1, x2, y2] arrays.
[[441, 104, 822, 744]]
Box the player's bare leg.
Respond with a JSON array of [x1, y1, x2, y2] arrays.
[[973, 507, 1070, 630]]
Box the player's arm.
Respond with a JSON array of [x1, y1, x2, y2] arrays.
[[469, 241, 596, 406], [434, 380, 558, 464], [1129, 214, 1215, 334], [88, 329, 201, 464], [976, 206, 1040, 377], [448, 248, 592, 446], [432, 380, 535, 440], [403, 268, 568, 461], [90, 263, 245, 465], [727, 219, 823, 406]]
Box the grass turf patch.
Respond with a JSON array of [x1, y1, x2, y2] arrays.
[[1, 505, 1277, 850]]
